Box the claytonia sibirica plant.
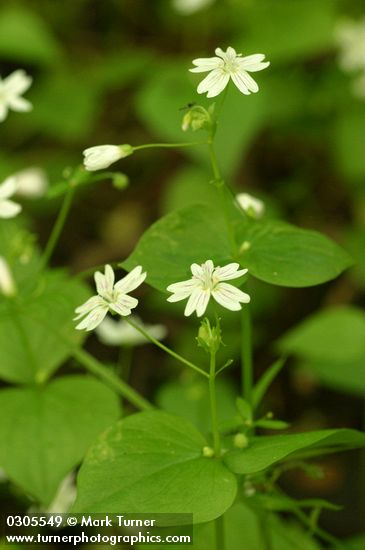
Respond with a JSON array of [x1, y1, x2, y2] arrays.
[[0, 69, 32, 122], [1, 38, 364, 550], [190, 46, 270, 97], [74, 264, 146, 331], [167, 260, 250, 317], [13, 167, 48, 198], [0, 177, 22, 219]]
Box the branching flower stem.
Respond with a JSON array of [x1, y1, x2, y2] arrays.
[[209, 350, 221, 456], [133, 141, 208, 152], [125, 317, 209, 379]]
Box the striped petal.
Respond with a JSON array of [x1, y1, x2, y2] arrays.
[[197, 69, 230, 98], [114, 265, 146, 293], [212, 282, 250, 311], [75, 304, 108, 331]]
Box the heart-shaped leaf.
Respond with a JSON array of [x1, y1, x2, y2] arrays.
[[0, 375, 120, 505]]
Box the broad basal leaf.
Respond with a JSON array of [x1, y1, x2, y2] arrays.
[[73, 411, 237, 524], [0, 376, 120, 506]]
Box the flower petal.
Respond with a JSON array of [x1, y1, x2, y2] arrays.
[[75, 304, 108, 331], [184, 288, 209, 317], [114, 265, 147, 293], [214, 263, 248, 281], [0, 200, 22, 218], [239, 55, 270, 72], [7, 96, 32, 112], [94, 265, 115, 297], [230, 72, 251, 95], [74, 295, 106, 319], [0, 177, 17, 200], [197, 69, 230, 97], [111, 293, 139, 315], [190, 57, 223, 73], [3, 70, 32, 95], [212, 282, 250, 311]]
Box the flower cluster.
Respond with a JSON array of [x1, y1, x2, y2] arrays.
[[74, 260, 250, 331]]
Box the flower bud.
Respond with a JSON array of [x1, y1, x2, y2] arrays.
[[83, 144, 133, 171], [202, 446, 214, 458], [181, 106, 211, 132], [233, 433, 249, 449], [196, 318, 222, 354], [236, 193, 265, 219]]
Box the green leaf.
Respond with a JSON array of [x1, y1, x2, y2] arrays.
[[250, 493, 342, 512], [157, 376, 238, 435], [255, 419, 290, 430], [252, 357, 286, 410], [0, 7, 62, 65], [0, 376, 120, 505], [123, 203, 230, 292], [224, 429, 365, 474], [0, 271, 89, 384], [279, 307, 365, 364], [124, 203, 351, 293], [237, 220, 352, 287], [73, 411, 237, 524]]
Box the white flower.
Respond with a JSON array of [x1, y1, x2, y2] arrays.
[[236, 193, 265, 219], [190, 46, 270, 98], [74, 264, 146, 331], [0, 177, 22, 219], [0, 257, 16, 297], [83, 144, 133, 171], [13, 167, 48, 198], [167, 260, 250, 317], [96, 315, 167, 347], [335, 19, 365, 72], [172, 0, 215, 16], [0, 69, 32, 122]]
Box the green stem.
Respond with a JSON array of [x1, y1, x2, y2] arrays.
[[125, 318, 209, 379], [241, 303, 253, 405], [133, 141, 208, 151], [208, 142, 237, 256], [258, 513, 273, 550], [72, 347, 153, 411], [209, 351, 221, 456], [41, 186, 75, 268], [215, 514, 225, 550]]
